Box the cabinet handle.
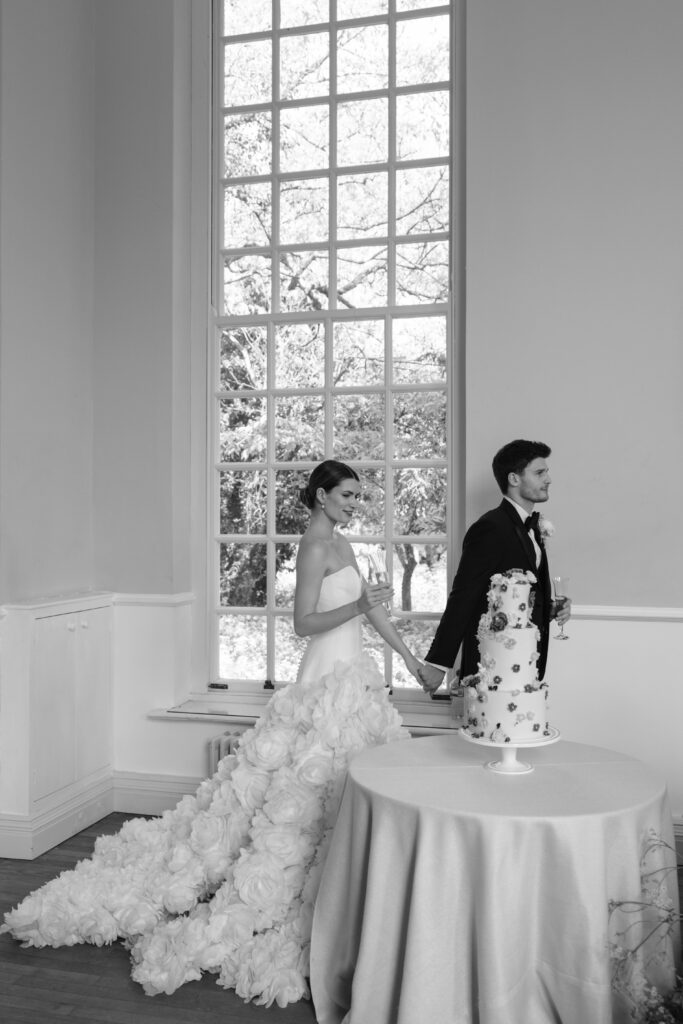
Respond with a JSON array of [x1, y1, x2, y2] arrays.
[[67, 623, 76, 632], [81, 621, 89, 629]]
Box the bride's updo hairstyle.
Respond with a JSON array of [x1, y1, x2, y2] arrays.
[[299, 459, 360, 510]]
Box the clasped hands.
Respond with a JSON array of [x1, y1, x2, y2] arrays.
[[414, 661, 445, 695]]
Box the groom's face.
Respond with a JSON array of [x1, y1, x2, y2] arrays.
[[516, 458, 551, 504]]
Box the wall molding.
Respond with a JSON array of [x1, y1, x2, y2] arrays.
[[572, 605, 683, 622], [112, 592, 195, 607]]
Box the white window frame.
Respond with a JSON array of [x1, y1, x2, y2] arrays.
[[186, 0, 465, 730]]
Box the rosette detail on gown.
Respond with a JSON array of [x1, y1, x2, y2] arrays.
[[2, 565, 407, 1007]]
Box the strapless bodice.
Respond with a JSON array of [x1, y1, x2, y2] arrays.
[[296, 565, 363, 684]]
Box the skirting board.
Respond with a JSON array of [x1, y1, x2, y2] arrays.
[[112, 770, 201, 816], [0, 777, 114, 860]]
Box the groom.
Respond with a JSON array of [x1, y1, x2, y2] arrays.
[[418, 439, 571, 694]]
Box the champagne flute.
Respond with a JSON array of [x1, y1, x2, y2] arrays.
[[368, 549, 392, 614], [552, 576, 570, 639]]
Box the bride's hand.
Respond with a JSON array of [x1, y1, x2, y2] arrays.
[[404, 654, 425, 683], [357, 582, 393, 614]]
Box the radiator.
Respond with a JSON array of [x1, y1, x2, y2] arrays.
[[207, 729, 247, 774]]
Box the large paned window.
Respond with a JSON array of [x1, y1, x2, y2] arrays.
[[211, 0, 457, 697]]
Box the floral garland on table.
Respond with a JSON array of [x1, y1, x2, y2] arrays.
[[608, 829, 683, 1023], [3, 652, 406, 1009]]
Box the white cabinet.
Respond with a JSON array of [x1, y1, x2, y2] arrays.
[[0, 593, 113, 857], [30, 605, 111, 801]]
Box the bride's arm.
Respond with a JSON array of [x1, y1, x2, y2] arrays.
[[293, 541, 390, 637], [362, 591, 424, 683]]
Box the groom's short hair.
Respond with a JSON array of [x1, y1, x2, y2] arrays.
[[492, 439, 551, 493]]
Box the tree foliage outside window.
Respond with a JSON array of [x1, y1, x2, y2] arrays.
[[213, 0, 454, 691]]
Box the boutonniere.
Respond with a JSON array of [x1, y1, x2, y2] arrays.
[[538, 514, 555, 540]]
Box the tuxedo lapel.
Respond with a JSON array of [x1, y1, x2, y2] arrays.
[[499, 500, 537, 572]]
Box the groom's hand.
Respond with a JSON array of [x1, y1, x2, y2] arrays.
[[418, 663, 445, 694], [552, 597, 572, 625]]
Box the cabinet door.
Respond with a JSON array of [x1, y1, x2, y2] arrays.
[[31, 614, 77, 799], [75, 608, 111, 776]]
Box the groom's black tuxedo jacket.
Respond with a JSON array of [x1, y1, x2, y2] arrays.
[[425, 499, 552, 681]]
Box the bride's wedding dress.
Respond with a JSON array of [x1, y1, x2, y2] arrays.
[[2, 566, 406, 1007]]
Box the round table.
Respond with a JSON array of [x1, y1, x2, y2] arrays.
[[310, 735, 680, 1024]]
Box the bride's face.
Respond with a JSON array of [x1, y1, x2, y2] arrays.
[[320, 478, 361, 526]]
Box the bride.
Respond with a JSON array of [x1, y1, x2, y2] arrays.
[[2, 459, 423, 1008]]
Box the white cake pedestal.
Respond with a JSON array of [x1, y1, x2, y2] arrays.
[[459, 726, 561, 774]]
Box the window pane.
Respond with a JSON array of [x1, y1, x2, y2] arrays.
[[337, 246, 388, 307], [224, 183, 271, 247], [220, 470, 267, 534], [220, 327, 267, 390], [392, 317, 446, 384], [280, 105, 329, 172], [393, 390, 446, 459], [223, 113, 272, 178], [223, 255, 271, 315], [280, 178, 329, 245], [333, 393, 385, 459], [395, 241, 449, 305], [224, 40, 272, 106], [275, 616, 306, 683], [275, 469, 311, 534], [219, 614, 266, 679], [220, 397, 267, 461], [279, 251, 329, 311], [220, 543, 267, 605], [274, 543, 298, 607], [275, 323, 325, 388], [333, 320, 384, 385], [393, 467, 447, 535], [224, 0, 271, 34], [337, 26, 388, 94], [338, 0, 388, 18], [356, 468, 386, 535], [281, 33, 330, 101], [337, 99, 388, 166], [274, 396, 325, 461], [396, 90, 449, 160], [337, 172, 388, 240], [281, 0, 329, 28], [396, 15, 449, 87], [393, 542, 448, 612], [396, 166, 449, 236]]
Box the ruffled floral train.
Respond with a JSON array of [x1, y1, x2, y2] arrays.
[[1, 654, 406, 1007]]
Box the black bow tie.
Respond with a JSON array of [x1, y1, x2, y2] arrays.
[[525, 511, 541, 540]]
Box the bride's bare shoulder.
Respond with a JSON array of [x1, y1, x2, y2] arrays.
[[297, 535, 331, 567]]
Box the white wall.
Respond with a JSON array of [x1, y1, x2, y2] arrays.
[[0, 0, 95, 601], [92, 0, 193, 595], [465, 0, 683, 608]]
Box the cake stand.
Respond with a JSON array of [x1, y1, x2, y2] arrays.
[[459, 726, 561, 774]]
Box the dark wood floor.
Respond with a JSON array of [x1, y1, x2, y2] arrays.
[[0, 814, 318, 1024]]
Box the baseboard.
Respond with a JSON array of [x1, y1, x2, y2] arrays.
[[112, 770, 201, 816], [0, 776, 114, 860]]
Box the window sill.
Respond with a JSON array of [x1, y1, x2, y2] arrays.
[[151, 691, 460, 734]]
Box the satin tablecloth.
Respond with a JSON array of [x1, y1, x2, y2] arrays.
[[310, 735, 680, 1024]]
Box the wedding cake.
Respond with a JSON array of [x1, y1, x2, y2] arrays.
[[462, 569, 550, 743]]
